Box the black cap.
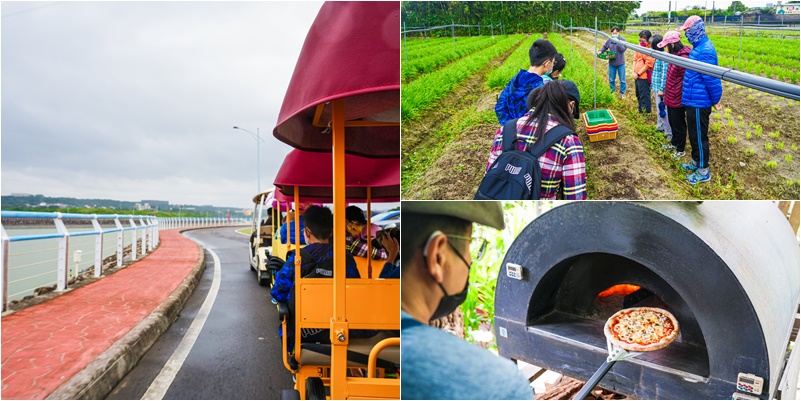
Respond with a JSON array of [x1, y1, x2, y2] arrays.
[[525, 80, 581, 119], [560, 80, 581, 120], [345, 205, 367, 224]]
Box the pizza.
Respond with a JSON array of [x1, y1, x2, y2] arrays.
[[604, 307, 679, 352]]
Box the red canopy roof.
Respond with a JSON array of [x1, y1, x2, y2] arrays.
[[273, 149, 400, 203], [272, 1, 399, 157]]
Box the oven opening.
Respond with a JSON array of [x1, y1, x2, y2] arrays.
[[525, 253, 710, 378]]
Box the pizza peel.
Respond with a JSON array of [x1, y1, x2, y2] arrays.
[[572, 308, 679, 400]]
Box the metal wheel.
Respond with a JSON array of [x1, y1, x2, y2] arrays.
[[304, 377, 326, 400], [258, 270, 269, 286]]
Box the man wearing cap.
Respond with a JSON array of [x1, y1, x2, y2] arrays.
[[677, 15, 723, 184], [345, 205, 389, 260], [401, 201, 533, 400]]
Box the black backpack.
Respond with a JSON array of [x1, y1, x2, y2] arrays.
[[298, 248, 334, 278], [474, 118, 574, 200]]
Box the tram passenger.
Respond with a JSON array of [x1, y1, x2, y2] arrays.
[[401, 201, 533, 400], [345, 206, 388, 260], [279, 208, 306, 245], [378, 227, 400, 278]]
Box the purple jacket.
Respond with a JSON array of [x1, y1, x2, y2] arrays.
[[599, 36, 628, 67], [664, 46, 692, 108]]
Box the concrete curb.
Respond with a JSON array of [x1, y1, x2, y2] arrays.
[[45, 232, 206, 400]]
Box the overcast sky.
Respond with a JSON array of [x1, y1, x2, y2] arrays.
[[636, 0, 773, 14], [2, 1, 324, 209]]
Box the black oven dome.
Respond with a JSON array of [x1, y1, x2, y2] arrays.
[[494, 201, 799, 400]]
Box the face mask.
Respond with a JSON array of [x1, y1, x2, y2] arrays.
[[612, 34, 619, 38], [424, 231, 471, 321], [543, 71, 551, 78], [430, 279, 469, 321]]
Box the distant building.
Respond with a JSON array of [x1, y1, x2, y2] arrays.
[[134, 203, 152, 211], [10, 193, 32, 197], [142, 200, 169, 207]]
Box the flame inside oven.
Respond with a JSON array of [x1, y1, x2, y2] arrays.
[[596, 284, 641, 298]]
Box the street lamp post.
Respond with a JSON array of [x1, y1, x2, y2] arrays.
[[233, 126, 265, 193]]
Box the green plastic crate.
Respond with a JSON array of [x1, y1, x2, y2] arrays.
[[597, 50, 616, 60], [584, 109, 616, 126]]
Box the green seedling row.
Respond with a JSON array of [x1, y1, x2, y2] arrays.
[[402, 35, 525, 121]]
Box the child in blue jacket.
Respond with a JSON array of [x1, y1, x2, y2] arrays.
[[494, 38, 558, 125], [679, 15, 722, 184]]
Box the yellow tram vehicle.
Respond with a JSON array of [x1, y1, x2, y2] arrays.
[[268, 2, 400, 398]]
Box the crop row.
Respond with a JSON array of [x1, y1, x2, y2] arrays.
[[403, 36, 502, 82], [405, 36, 485, 60], [401, 34, 525, 121], [621, 33, 799, 83], [485, 36, 541, 89]]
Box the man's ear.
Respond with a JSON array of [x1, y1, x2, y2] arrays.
[[423, 231, 448, 284]]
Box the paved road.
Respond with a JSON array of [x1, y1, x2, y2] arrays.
[[107, 227, 294, 400]]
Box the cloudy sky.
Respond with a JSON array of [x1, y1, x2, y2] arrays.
[[636, 0, 774, 14], [2, 1, 324, 209]]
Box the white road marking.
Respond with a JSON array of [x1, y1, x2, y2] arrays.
[[141, 241, 221, 400]]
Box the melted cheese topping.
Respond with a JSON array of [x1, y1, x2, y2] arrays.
[[612, 310, 674, 345]]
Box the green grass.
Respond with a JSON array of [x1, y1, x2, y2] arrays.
[[463, 201, 556, 351], [401, 108, 496, 193], [402, 35, 524, 121], [744, 148, 755, 156], [727, 135, 738, 145], [765, 142, 773, 152], [766, 160, 778, 169]]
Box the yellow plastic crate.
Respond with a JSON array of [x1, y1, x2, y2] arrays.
[[587, 130, 617, 142]]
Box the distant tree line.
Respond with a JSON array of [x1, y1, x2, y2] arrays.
[[643, 1, 772, 18], [401, 1, 640, 36]]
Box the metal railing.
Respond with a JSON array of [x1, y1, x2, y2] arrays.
[[555, 21, 800, 101], [0, 213, 248, 311], [0, 212, 159, 311]]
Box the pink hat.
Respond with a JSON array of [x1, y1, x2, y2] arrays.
[[679, 15, 702, 31], [658, 31, 682, 48]]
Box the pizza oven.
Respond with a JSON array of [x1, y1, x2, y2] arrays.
[[495, 202, 800, 400]]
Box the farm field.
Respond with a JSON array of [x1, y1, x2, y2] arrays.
[[401, 31, 800, 200]]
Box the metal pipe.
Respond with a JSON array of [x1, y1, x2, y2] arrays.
[[555, 22, 800, 100]]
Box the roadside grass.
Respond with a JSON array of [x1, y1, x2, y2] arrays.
[[401, 108, 496, 194]]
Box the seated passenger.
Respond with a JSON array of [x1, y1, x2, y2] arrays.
[[345, 206, 388, 260], [271, 205, 360, 304], [271, 205, 361, 349], [378, 227, 400, 279], [279, 209, 306, 245]]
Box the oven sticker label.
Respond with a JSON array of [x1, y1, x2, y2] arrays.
[[506, 263, 523, 280]]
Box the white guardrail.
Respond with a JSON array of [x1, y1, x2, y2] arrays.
[[0, 211, 246, 311]]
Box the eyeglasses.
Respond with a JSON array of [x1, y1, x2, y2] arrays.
[[443, 233, 489, 262]]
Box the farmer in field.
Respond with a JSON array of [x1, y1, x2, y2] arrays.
[[400, 201, 534, 400], [541, 53, 566, 84], [485, 80, 587, 200], [633, 30, 655, 114], [658, 31, 692, 159], [679, 15, 723, 184], [650, 34, 670, 136], [494, 38, 558, 125], [598, 26, 628, 96]]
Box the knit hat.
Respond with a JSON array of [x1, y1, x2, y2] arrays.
[[678, 15, 702, 31], [657, 31, 682, 48]]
